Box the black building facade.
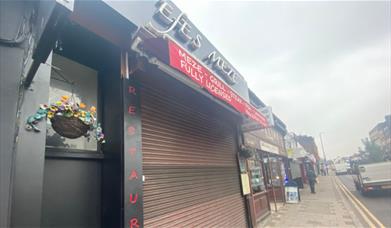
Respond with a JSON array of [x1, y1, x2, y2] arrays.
[[0, 1, 283, 227]]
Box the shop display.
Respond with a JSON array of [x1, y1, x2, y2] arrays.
[[248, 159, 266, 193]]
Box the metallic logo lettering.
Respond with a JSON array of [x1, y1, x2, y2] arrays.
[[205, 51, 238, 85], [147, 1, 202, 50]]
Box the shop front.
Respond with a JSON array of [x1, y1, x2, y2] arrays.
[[3, 1, 273, 227], [242, 110, 288, 226], [138, 63, 249, 227], [242, 133, 271, 225]]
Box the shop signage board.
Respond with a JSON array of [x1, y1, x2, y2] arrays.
[[260, 140, 279, 154], [241, 121, 262, 132], [241, 106, 274, 132], [102, 0, 269, 126], [290, 147, 309, 159], [287, 148, 294, 158], [240, 173, 251, 195], [285, 186, 299, 203], [168, 40, 268, 127], [102, 0, 250, 100]]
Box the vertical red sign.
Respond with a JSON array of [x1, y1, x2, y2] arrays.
[[123, 69, 143, 227]]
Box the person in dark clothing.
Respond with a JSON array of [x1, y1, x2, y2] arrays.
[[307, 169, 317, 193]]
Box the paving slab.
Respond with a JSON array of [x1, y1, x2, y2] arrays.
[[258, 176, 365, 227]]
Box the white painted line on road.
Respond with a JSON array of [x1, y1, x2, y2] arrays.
[[336, 177, 385, 228]]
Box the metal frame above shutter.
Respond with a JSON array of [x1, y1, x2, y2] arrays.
[[140, 72, 248, 228]]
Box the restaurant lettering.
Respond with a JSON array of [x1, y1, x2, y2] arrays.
[[123, 77, 143, 227], [147, 0, 239, 85], [169, 40, 268, 127]]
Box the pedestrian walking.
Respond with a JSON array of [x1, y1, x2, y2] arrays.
[[321, 167, 326, 176], [307, 169, 317, 193]]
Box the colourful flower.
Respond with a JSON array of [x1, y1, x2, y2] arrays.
[[50, 106, 58, 112], [26, 96, 105, 144], [72, 104, 79, 111], [47, 111, 54, 118], [40, 104, 48, 110], [90, 106, 96, 113], [64, 104, 71, 111], [60, 95, 69, 102]]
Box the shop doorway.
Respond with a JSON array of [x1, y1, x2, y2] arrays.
[[247, 157, 271, 225], [264, 155, 286, 206]]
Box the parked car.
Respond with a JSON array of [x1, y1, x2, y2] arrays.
[[353, 161, 391, 195], [334, 163, 349, 175]]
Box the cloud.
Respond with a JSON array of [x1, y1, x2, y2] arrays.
[[252, 37, 390, 158], [173, 0, 390, 158]]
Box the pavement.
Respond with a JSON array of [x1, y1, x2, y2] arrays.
[[338, 174, 391, 227], [259, 175, 366, 227]]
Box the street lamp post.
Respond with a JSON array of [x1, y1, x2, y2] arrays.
[[319, 133, 328, 175]]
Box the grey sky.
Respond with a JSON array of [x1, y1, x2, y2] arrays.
[[173, 0, 391, 159]]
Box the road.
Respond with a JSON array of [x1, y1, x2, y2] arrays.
[[338, 174, 391, 227]]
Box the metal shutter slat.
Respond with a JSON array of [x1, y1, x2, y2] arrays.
[[141, 78, 247, 228]]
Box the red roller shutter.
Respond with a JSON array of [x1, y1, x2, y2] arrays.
[[141, 77, 248, 227]]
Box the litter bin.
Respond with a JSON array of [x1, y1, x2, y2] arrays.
[[285, 180, 300, 203]]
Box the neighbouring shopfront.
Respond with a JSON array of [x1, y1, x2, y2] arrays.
[[289, 159, 305, 188], [285, 133, 310, 187], [241, 94, 288, 226], [1, 1, 275, 227], [246, 153, 271, 225]]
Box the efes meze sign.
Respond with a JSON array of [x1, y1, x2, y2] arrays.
[[146, 1, 239, 86], [102, 0, 250, 101]]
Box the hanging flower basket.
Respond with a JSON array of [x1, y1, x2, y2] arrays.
[[50, 115, 90, 139], [26, 95, 105, 143], [239, 145, 255, 158]]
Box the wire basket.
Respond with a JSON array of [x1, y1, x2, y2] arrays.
[[50, 115, 90, 139]]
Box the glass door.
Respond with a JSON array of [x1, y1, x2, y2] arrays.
[[248, 159, 266, 194], [247, 157, 270, 224]]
